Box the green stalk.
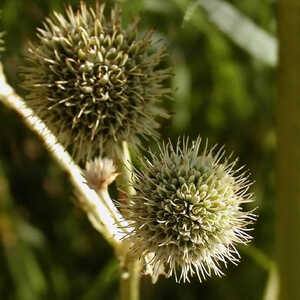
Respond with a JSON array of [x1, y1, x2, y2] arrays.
[[277, 1, 300, 299], [0, 63, 124, 246], [116, 141, 141, 300], [116, 141, 136, 197], [120, 258, 141, 300]]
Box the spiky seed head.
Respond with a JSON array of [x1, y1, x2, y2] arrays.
[[123, 137, 256, 283], [21, 2, 171, 161]]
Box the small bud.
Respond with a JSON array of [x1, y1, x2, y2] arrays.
[[84, 157, 118, 191], [122, 137, 256, 283]]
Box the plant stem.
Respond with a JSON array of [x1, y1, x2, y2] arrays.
[[116, 141, 141, 300], [120, 258, 141, 300], [0, 63, 126, 247], [116, 141, 136, 197], [277, 1, 300, 299], [0, 60, 141, 298]]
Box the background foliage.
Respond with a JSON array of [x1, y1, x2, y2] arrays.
[[0, 0, 276, 299]]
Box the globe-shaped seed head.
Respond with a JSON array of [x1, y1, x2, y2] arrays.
[[123, 137, 256, 283], [21, 2, 171, 161]]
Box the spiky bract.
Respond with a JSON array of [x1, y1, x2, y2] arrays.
[[123, 137, 255, 283], [22, 2, 171, 161]]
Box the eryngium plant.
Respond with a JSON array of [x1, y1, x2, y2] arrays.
[[123, 137, 256, 283], [22, 2, 171, 161]]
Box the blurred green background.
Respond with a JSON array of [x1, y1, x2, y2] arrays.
[[0, 0, 276, 299]]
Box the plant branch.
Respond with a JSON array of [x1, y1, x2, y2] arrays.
[[116, 141, 141, 300], [0, 63, 126, 247], [116, 141, 136, 197]]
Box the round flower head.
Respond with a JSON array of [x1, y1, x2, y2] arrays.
[[21, 2, 171, 161], [123, 137, 256, 283]]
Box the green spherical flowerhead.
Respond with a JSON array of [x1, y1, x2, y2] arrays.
[[22, 3, 171, 161], [124, 137, 255, 283]]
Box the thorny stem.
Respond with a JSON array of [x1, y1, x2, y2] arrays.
[[0, 63, 126, 247]]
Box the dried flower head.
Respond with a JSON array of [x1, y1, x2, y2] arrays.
[[123, 137, 256, 283], [22, 2, 171, 161]]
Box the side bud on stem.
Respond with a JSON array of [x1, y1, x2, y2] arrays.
[[85, 157, 119, 192]]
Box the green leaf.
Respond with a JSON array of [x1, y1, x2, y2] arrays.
[[81, 259, 119, 300], [182, 0, 277, 66]]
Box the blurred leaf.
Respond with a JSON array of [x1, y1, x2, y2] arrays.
[[81, 259, 118, 300], [183, 0, 277, 66], [0, 161, 47, 299], [1, 0, 22, 29], [171, 53, 191, 132], [119, 0, 144, 26], [49, 264, 70, 298], [5, 242, 47, 300], [240, 245, 273, 271], [144, 0, 174, 14], [17, 219, 46, 247]]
